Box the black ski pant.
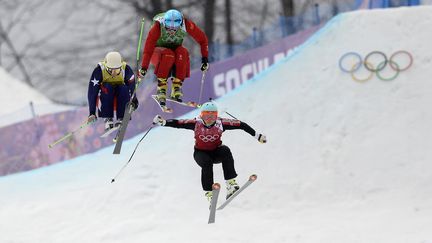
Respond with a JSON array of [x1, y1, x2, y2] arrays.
[[193, 145, 237, 191]]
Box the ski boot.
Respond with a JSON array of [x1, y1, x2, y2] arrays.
[[226, 178, 240, 200], [205, 191, 213, 209], [157, 78, 167, 106], [104, 118, 114, 131], [170, 78, 183, 102], [115, 118, 122, 128], [157, 95, 166, 106]]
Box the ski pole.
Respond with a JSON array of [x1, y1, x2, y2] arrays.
[[224, 111, 238, 120], [126, 17, 146, 106], [111, 123, 154, 183], [48, 120, 91, 148], [198, 70, 207, 105], [129, 17, 145, 103], [133, 17, 146, 89], [136, 18, 145, 68], [136, 17, 145, 84]]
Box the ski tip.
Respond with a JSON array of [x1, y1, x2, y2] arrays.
[[212, 183, 221, 190], [249, 174, 258, 181], [111, 178, 115, 183], [188, 102, 198, 107], [48, 144, 53, 149]]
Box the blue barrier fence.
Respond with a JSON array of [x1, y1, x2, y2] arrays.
[[368, 0, 420, 9]]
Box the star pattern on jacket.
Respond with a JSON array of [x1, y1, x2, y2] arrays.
[[90, 77, 99, 86]]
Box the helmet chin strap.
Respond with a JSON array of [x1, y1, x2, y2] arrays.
[[203, 119, 216, 127], [165, 27, 178, 34], [204, 123, 215, 127]]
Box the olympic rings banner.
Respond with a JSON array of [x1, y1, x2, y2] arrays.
[[338, 50, 413, 82]]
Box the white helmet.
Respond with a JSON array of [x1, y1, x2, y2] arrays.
[[105, 51, 122, 69]]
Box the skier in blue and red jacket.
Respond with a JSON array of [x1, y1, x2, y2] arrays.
[[87, 51, 138, 131], [152, 102, 267, 203]]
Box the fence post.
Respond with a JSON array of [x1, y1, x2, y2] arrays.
[[29, 101, 36, 118], [279, 14, 287, 37], [227, 44, 233, 58], [314, 3, 320, 25], [409, 0, 420, 6], [252, 27, 258, 47], [212, 39, 220, 62], [354, 0, 364, 9]]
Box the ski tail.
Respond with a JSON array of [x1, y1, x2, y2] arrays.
[[217, 174, 257, 210], [151, 95, 173, 113], [100, 126, 120, 138], [208, 183, 220, 224], [166, 97, 199, 108], [112, 104, 133, 154]]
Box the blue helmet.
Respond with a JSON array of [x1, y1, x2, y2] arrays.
[[200, 102, 218, 113], [164, 9, 183, 30], [200, 102, 218, 125]]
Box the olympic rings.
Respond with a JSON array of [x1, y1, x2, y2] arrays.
[[339, 50, 413, 82], [364, 51, 387, 72], [376, 60, 400, 81], [339, 52, 362, 73], [389, 50, 413, 71], [199, 134, 220, 143], [350, 61, 374, 83]]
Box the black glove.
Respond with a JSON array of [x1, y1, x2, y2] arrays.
[[138, 68, 147, 78], [201, 57, 209, 71], [131, 96, 139, 111]]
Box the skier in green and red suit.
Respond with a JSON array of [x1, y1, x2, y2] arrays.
[[138, 9, 209, 106], [152, 102, 267, 203]]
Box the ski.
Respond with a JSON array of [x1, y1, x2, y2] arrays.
[[208, 183, 220, 224], [112, 104, 133, 154], [217, 174, 257, 210], [151, 95, 173, 113], [100, 126, 120, 138], [166, 97, 199, 108]]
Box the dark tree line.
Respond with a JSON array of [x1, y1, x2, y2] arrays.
[[3, 0, 351, 105], [121, 0, 294, 50]]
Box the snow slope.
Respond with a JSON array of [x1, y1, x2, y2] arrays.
[[0, 67, 76, 127], [0, 67, 52, 113], [1, 6, 432, 243]]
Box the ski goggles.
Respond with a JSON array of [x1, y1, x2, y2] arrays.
[[201, 111, 218, 123], [107, 67, 121, 76], [165, 19, 182, 30]]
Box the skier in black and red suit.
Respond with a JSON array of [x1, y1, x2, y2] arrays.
[[152, 101, 267, 203]]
